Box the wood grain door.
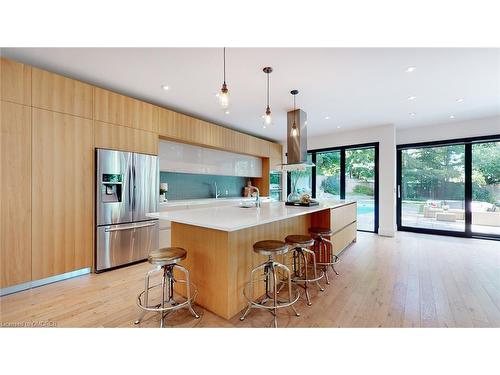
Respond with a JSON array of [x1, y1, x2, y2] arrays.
[[1, 101, 32, 288], [32, 108, 93, 279]]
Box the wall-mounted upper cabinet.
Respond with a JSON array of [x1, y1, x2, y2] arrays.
[[94, 121, 158, 155], [159, 139, 262, 177], [269, 142, 283, 170], [0, 57, 31, 106], [94, 88, 158, 133], [32, 68, 93, 119], [158, 107, 271, 158]]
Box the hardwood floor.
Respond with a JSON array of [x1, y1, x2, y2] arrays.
[[1, 231, 499, 328]]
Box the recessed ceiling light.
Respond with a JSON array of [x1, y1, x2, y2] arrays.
[[406, 66, 416, 73], [449, 115, 455, 119], [215, 93, 220, 97], [325, 116, 330, 120], [407, 96, 417, 101], [456, 98, 464, 103], [409, 112, 416, 116], [161, 85, 169, 91], [224, 110, 230, 115]]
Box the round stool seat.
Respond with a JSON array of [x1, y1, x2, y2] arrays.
[[308, 227, 333, 237], [148, 247, 187, 266], [253, 240, 288, 256], [285, 234, 315, 247]]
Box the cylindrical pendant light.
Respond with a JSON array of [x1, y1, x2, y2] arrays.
[[262, 67, 273, 128], [218, 47, 229, 109]]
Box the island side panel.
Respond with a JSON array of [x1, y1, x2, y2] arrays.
[[171, 222, 231, 319], [311, 202, 357, 258]]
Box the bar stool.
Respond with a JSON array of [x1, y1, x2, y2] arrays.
[[240, 240, 300, 328], [135, 247, 199, 328], [309, 227, 340, 285], [284, 235, 325, 306]]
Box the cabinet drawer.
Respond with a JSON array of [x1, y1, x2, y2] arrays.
[[332, 222, 357, 256], [331, 202, 357, 233]]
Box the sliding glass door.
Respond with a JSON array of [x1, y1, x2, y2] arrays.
[[400, 144, 466, 232], [397, 135, 500, 239], [345, 147, 376, 231], [288, 143, 379, 233], [472, 141, 500, 236]]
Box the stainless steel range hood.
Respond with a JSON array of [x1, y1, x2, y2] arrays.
[[282, 108, 314, 171]]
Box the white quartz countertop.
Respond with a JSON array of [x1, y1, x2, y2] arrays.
[[148, 200, 355, 232], [159, 196, 270, 208]]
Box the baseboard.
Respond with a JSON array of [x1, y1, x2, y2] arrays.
[[0, 268, 91, 297], [378, 227, 395, 237]]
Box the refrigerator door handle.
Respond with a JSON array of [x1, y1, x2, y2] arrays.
[[132, 164, 137, 212], [104, 222, 157, 232]]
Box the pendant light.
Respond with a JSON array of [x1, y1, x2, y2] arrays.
[[290, 90, 299, 137], [262, 67, 273, 128], [218, 47, 229, 109]]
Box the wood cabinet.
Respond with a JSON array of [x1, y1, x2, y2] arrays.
[[94, 88, 158, 133], [0, 57, 31, 106], [94, 121, 158, 155], [332, 222, 357, 256], [1, 101, 32, 288], [330, 202, 357, 233], [32, 68, 93, 118], [159, 107, 272, 157], [31, 108, 93, 280], [269, 142, 283, 170]]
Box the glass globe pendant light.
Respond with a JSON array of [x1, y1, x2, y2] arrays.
[[262, 67, 273, 127], [218, 47, 229, 109]]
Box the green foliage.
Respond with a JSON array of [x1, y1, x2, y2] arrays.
[[316, 152, 340, 176], [320, 176, 340, 195], [402, 142, 500, 204], [472, 142, 500, 185], [352, 184, 374, 196], [346, 148, 375, 181]]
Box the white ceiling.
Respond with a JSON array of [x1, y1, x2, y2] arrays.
[[2, 48, 499, 142]]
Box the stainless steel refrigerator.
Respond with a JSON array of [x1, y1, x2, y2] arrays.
[[95, 149, 159, 272]]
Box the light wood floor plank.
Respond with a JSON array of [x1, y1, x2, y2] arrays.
[[1, 232, 499, 328]]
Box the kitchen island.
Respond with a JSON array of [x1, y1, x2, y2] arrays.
[[149, 200, 357, 319]]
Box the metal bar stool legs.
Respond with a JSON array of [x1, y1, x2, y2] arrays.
[[285, 235, 325, 306], [309, 228, 340, 286], [135, 247, 200, 328], [240, 240, 300, 328]]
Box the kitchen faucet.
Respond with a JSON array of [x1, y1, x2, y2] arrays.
[[249, 185, 260, 208], [214, 181, 220, 199]]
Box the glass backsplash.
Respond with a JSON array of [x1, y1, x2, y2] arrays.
[[160, 172, 250, 200]]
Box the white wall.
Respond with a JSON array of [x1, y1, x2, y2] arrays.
[[397, 115, 500, 145], [307, 124, 397, 237]]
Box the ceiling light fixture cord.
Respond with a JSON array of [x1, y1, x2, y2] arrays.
[[223, 47, 226, 84], [267, 72, 269, 108]]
